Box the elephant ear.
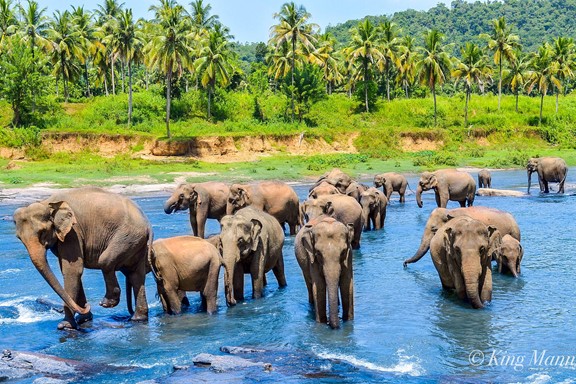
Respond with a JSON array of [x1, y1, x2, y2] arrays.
[[301, 225, 315, 264], [442, 226, 454, 260], [487, 226, 502, 262], [250, 218, 263, 252], [516, 242, 524, 274], [49, 201, 77, 242], [323, 201, 335, 216]]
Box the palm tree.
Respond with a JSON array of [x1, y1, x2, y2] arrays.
[[190, 0, 218, 29], [194, 24, 234, 120], [550, 36, 575, 113], [310, 32, 343, 94], [145, 0, 193, 138], [396, 35, 418, 98], [526, 43, 561, 125], [379, 19, 400, 101], [503, 51, 528, 112], [417, 29, 452, 126], [71, 6, 96, 97], [115, 8, 142, 126], [95, 0, 124, 95], [452, 42, 492, 126], [269, 2, 318, 122], [267, 40, 291, 89], [480, 16, 521, 110], [344, 18, 384, 112], [47, 10, 83, 102], [18, 0, 50, 59], [0, 0, 17, 51]]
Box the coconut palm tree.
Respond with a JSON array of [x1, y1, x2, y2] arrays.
[[0, 0, 17, 51], [452, 42, 492, 126], [95, 0, 124, 95], [526, 43, 561, 125], [310, 32, 343, 94], [269, 2, 318, 122], [71, 6, 96, 97], [190, 0, 218, 30], [503, 51, 528, 112], [18, 0, 50, 59], [417, 29, 452, 126], [379, 19, 400, 101], [480, 16, 521, 110], [145, 0, 193, 138], [396, 35, 418, 98], [344, 18, 384, 113], [550, 36, 575, 113]]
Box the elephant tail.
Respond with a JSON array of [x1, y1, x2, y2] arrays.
[[406, 181, 414, 194]]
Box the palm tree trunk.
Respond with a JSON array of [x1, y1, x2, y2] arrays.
[[104, 74, 109, 96], [539, 93, 544, 125], [464, 88, 469, 127], [111, 55, 116, 95], [291, 37, 296, 123], [145, 68, 149, 90], [515, 91, 519, 112], [433, 85, 437, 126], [121, 60, 126, 93], [166, 67, 172, 138], [386, 60, 390, 102], [62, 55, 69, 103], [208, 85, 212, 121], [128, 59, 133, 127], [498, 58, 502, 110], [364, 59, 369, 113], [84, 62, 90, 97]]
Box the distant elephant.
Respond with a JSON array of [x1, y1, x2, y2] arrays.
[[404, 206, 520, 267], [164, 181, 229, 238], [308, 181, 341, 199], [430, 216, 499, 308], [149, 236, 221, 314], [359, 187, 388, 230], [218, 207, 286, 306], [345, 181, 369, 202], [496, 234, 523, 277], [13, 187, 151, 330], [309, 168, 353, 194], [416, 169, 476, 208], [226, 181, 300, 235], [373, 172, 409, 203], [527, 157, 568, 194], [302, 194, 363, 249], [478, 169, 492, 189], [295, 216, 354, 329]]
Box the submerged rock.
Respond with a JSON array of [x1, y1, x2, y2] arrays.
[[192, 353, 272, 372], [476, 188, 526, 197]]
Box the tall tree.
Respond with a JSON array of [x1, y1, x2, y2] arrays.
[[417, 29, 452, 126], [18, 0, 50, 59], [95, 0, 124, 95], [550, 36, 575, 113], [396, 35, 418, 98], [526, 43, 561, 125], [146, 0, 192, 138], [189, 0, 218, 29], [310, 32, 342, 95], [379, 19, 400, 101], [0, 0, 17, 51], [480, 16, 521, 110], [71, 6, 96, 97], [344, 19, 384, 112], [269, 2, 318, 122], [503, 51, 528, 112], [452, 42, 492, 126]]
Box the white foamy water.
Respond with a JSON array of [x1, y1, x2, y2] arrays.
[[0, 296, 61, 324], [0, 268, 21, 276]]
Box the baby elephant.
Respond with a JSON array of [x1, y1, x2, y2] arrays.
[[496, 234, 523, 277], [149, 236, 221, 314]]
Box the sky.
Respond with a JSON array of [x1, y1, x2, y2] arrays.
[[34, 0, 450, 43]]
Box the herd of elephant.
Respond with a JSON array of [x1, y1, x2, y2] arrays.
[[11, 156, 568, 330]]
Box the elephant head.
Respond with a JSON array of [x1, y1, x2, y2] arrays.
[[164, 184, 197, 214], [360, 188, 383, 229], [497, 234, 523, 277], [373, 174, 386, 188], [226, 184, 250, 215], [416, 171, 438, 208], [300, 217, 354, 329], [308, 181, 341, 199], [526, 158, 539, 193], [14, 202, 91, 316], [345, 182, 368, 202], [443, 217, 500, 309], [312, 169, 353, 194], [302, 199, 335, 222], [219, 214, 262, 306]]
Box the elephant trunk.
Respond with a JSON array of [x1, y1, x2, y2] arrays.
[[225, 203, 235, 216], [465, 277, 484, 309], [508, 261, 519, 278], [527, 170, 533, 193], [223, 260, 237, 306], [404, 232, 432, 266], [416, 185, 423, 208], [326, 269, 341, 329], [361, 205, 371, 231], [26, 241, 90, 315], [163, 198, 177, 214]]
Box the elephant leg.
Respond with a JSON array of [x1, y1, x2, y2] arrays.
[[398, 186, 407, 203], [312, 276, 327, 324], [435, 191, 443, 208], [58, 257, 84, 330], [178, 290, 190, 308], [272, 255, 287, 288], [164, 287, 182, 315], [289, 221, 297, 236], [458, 200, 466, 207], [157, 283, 169, 312], [75, 280, 93, 325], [340, 271, 354, 322], [481, 270, 492, 303], [250, 265, 265, 299], [200, 293, 207, 311], [263, 274, 267, 286], [126, 266, 149, 321], [190, 210, 199, 237], [196, 203, 210, 239], [100, 269, 121, 308], [233, 266, 244, 302]]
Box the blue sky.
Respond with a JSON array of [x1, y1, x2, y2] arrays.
[[35, 0, 449, 43]]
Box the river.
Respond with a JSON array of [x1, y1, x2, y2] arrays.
[[0, 168, 575, 383]]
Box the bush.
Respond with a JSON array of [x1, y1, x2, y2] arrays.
[[303, 153, 368, 171]]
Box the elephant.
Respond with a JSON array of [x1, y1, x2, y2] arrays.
[[149, 236, 221, 314], [359, 187, 388, 231], [163, 182, 229, 239], [308, 181, 341, 199], [13, 187, 151, 330], [295, 215, 354, 329], [302, 194, 363, 249], [416, 169, 476, 208], [226, 181, 300, 235], [373, 172, 409, 203], [218, 206, 286, 306], [430, 216, 500, 308], [309, 168, 353, 194], [404, 206, 521, 267], [345, 181, 369, 202], [527, 157, 568, 194], [496, 234, 523, 277], [477, 169, 492, 189]]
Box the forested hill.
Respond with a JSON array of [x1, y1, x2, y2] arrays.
[[325, 0, 576, 53]]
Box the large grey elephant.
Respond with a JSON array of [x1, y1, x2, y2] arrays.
[[373, 172, 409, 203], [416, 169, 476, 208], [163, 182, 229, 239], [226, 181, 300, 235], [308, 181, 341, 199], [477, 169, 492, 189], [404, 206, 520, 267], [302, 194, 363, 249], [430, 216, 499, 308], [13, 187, 151, 330], [496, 234, 523, 277], [345, 181, 369, 202], [295, 216, 354, 329], [309, 168, 353, 194], [149, 236, 221, 314], [527, 157, 568, 194], [360, 187, 388, 230], [218, 207, 286, 306]]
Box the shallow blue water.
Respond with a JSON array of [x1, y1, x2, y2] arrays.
[[1, 169, 575, 382]]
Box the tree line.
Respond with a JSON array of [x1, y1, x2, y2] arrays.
[[0, 0, 574, 137]]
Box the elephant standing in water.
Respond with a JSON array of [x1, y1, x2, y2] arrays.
[[163, 182, 229, 239], [496, 234, 523, 277], [218, 207, 286, 306], [13, 187, 151, 330], [226, 181, 300, 235], [309, 168, 354, 194], [373, 172, 409, 203], [360, 187, 388, 230], [430, 216, 500, 308], [478, 169, 492, 189], [295, 216, 354, 329], [527, 157, 568, 194], [416, 169, 476, 208]]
